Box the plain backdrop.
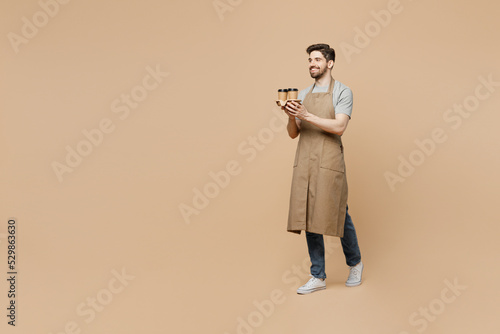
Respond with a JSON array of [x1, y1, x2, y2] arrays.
[[1, 0, 499, 333]]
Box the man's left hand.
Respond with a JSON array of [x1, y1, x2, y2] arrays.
[[285, 101, 310, 120]]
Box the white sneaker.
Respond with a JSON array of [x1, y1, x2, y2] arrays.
[[297, 275, 326, 294], [346, 261, 363, 287]]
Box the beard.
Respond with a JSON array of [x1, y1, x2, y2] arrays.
[[309, 65, 327, 78]]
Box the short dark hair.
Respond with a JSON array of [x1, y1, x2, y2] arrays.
[[306, 43, 335, 62]]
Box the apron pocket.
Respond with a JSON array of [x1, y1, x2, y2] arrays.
[[319, 139, 345, 172]]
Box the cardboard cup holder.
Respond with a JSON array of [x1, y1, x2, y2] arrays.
[[276, 99, 302, 107]]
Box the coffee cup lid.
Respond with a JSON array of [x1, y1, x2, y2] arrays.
[[288, 88, 298, 91], [278, 89, 288, 92]]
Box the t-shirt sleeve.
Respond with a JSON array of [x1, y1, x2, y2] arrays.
[[335, 87, 353, 119]]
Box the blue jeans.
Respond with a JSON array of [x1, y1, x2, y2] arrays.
[[305, 204, 361, 279]]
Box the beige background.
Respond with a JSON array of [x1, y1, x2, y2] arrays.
[[1, 0, 499, 333]]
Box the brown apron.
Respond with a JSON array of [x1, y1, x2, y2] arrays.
[[287, 76, 348, 237]]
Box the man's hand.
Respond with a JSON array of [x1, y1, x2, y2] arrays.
[[281, 104, 296, 119], [284, 101, 350, 136], [284, 101, 310, 120], [281, 102, 302, 139]]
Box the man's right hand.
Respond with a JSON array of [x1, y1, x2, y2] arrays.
[[282, 104, 296, 119], [283, 103, 301, 139]]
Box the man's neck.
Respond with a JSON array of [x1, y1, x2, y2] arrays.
[[315, 73, 332, 87]]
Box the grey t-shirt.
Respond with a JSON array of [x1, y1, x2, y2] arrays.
[[295, 80, 353, 120]]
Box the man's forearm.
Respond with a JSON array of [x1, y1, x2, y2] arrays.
[[303, 113, 346, 136], [287, 117, 300, 138]]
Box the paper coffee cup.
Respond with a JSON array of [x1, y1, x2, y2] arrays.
[[278, 89, 288, 101], [288, 88, 298, 100]]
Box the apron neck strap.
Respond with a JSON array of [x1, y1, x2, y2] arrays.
[[312, 76, 335, 93]]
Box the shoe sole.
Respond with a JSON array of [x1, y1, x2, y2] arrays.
[[297, 286, 326, 294], [345, 281, 361, 287]]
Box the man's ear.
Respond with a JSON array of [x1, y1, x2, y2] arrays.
[[328, 60, 335, 69]]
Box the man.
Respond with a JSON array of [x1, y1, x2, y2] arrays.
[[282, 43, 363, 294]]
